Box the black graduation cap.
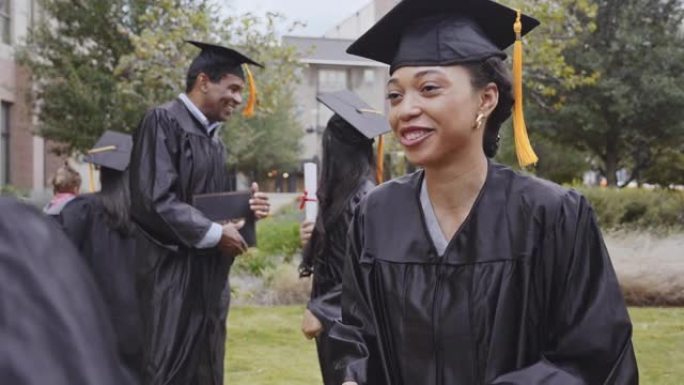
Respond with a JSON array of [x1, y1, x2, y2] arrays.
[[186, 40, 263, 78], [347, 0, 540, 74], [84, 130, 133, 172], [317, 90, 391, 139]]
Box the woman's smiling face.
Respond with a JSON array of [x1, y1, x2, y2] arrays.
[[386, 65, 497, 168]]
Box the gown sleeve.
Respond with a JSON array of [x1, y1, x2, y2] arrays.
[[307, 186, 368, 332], [491, 192, 638, 385], [129, 109, 214, 248], [329, 202, 386, 385], [307, 282, 342, 333]]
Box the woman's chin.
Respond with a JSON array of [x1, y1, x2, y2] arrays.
[[404, 149, 434, 169]]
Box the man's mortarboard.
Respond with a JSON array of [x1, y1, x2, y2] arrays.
[[84, 130, 133, 172], [346, 0, 540, 167], [317, 90, 392, 183], [186, 40, 264, 118]]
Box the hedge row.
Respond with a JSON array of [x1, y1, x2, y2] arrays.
[[576, 187, 684, 231]]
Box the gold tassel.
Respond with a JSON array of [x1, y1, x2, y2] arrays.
[[512, 10, 538, 167], [376, 135, 385, 184], [88, 162, 95, 192], [242, 64, 257, 118]]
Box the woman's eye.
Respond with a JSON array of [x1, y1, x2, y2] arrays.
[[386, 92, 402, 101], [421, 84, 440, 93]]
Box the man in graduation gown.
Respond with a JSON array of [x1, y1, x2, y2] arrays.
[[129, 41, 270, 385], [0, 198, 132, 385], [329, 1, 638, 384]]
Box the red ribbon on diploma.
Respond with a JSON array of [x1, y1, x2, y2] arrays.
[[299, 190, 317, 210]]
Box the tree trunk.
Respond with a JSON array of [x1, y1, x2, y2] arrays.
[[605, 134, 619, 186]]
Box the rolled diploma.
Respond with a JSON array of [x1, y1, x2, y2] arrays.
[[303, 162, 318, 222]]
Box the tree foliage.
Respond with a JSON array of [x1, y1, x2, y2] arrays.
[[537, 0, 684, 186], [20, 0, 304, 178]]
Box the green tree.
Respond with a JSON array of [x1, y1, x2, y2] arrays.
[[492, 0, 598, 178], [19, 0, 156, 153], [21, 0, 304, 177], [641, 147, 684, 188], [541, 0, 684, 186], [508, 0, 599, 109], [117, 7, 305, 180], [220, 13, 303, 180]]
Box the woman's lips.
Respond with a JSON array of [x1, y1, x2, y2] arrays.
[[399, 127, 435, 147]]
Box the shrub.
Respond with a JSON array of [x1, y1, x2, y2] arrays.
[[576, 187, 684, 231], [0, 185, 28, 198], [232, 204, 302, 277]]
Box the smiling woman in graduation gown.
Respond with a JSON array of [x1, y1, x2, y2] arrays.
[[329, 1, 638, 384], [59, 131, 142, 383]]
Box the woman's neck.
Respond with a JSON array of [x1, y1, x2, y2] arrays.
[[423, 153, 488, 212]]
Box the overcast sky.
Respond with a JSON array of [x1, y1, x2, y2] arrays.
[[224, 0, 372, 36]]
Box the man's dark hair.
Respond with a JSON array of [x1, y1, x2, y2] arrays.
[[185, 61, 244, 93]]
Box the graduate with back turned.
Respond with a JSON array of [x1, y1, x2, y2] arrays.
[[59, 130, 141, 383], [129, 41, 271, 385], [329, 1, 638, 384]]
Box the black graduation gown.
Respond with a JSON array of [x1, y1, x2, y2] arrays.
[[329, 163, 638, 385], [0, 198, 132, 385], [307, 180, 375, 385], [59, 195, 142, 383], [129, 98, 233, 385]]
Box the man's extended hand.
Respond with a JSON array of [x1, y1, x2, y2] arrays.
[[250, 182, 270, 220], [299, 220, 314, 248], [217, 221, 247, 257], [301, 308, 323, 340]]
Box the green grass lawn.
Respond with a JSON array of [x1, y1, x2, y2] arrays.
[[226, 306, 684, 384]]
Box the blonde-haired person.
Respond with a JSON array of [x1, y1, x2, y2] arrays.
[[43, 162, 81, 217]]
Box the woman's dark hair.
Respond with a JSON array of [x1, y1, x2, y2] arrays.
[[299, 114, 375, 277], [464, 56, 514, 158], [95, 167, 134, 236]]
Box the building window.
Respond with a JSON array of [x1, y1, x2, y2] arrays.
[[363, 69, 375, 84], [317, 69, 347, 127], [0, 102, 9, 185], [318, 69, 347, 93], [0, 0, 10, 45]]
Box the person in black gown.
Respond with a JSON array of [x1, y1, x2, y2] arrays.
[[129, 41, 270, 385], [0, 198, 132, 385], [298, 91, 390, 385], [330, 1, 638, 384], [59, 130, 141, 384]]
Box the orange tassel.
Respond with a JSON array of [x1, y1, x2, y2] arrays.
[[376, 135, 385, 183], [512, 10, 538, 167], [242, 64, 257, 118]]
